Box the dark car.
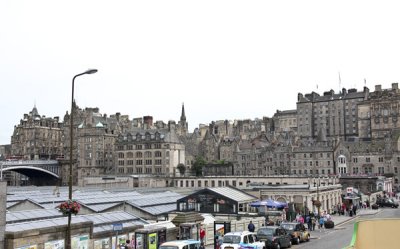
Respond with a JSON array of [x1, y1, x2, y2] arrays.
[[376, 198, 399, 208], [279, 222, 310, 244], [256, 226, 292, 249]]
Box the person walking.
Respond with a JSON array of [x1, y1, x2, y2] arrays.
[[311, 216, 316, 231], [200, 226, 206, 244], [125, 240, 133, 249], [306, 213, 312, 231], [248, 221, 255, 232], [318, 216, 325, 232]]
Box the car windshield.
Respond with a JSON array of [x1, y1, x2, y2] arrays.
[[223, 235, 241, 244], [280, 224, 295, 231], [160, 246, 178, 249], [257, 228, 275, 236]]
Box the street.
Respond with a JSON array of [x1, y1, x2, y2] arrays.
[[294, 208, 400, 249]]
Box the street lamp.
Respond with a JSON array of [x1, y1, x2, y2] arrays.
[[313, 177, 321, 217], [66, 69, 97, 249]]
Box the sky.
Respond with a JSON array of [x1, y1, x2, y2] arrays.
[[2, 0, 400, 145]]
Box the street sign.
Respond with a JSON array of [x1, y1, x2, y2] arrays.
[[113, 223, 123, 231]]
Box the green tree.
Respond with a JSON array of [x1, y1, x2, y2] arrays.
[[177, 163, 186, 175], [192, 156, 206, 176]]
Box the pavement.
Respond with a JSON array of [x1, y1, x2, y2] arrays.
[[308, 208, 381, 239]]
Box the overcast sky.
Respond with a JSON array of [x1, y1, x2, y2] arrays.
[[2, 0, 400, 145]]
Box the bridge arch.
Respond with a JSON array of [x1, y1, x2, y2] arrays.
[[2, 166, 60, 179]]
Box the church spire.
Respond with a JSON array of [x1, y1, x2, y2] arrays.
[[181, 102, 186, 121]]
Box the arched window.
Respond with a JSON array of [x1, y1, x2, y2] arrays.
[[136, 152, 143, 158], [127, 152, 133, 158]]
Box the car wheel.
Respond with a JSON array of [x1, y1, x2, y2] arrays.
[[295, 237, 300, 244], [275, 244, 280, 249], [307, 234, 310, 242], [287, 240, 292, 248]]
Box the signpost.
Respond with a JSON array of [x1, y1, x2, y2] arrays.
[[113, 223, 123, 249]]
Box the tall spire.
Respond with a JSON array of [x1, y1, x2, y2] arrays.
[[181, 102, 186, 121]]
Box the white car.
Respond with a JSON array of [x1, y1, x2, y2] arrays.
[[220, 231, 264, 249]]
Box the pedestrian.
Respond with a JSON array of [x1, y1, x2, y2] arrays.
[[319, 216, 325, 232], [353, 205, 357, 216], [311, 216, 316, 231], [200, 226, 206, 244], [125, 240, 133, 249], [248, 220, 255, 232], [306, 213, 312, 231]]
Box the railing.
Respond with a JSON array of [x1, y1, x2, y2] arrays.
[[2, 160, 59, 166]]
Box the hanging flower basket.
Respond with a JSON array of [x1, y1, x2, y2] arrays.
[[313, 200, 322, 208], [58, 200, 81, 216]]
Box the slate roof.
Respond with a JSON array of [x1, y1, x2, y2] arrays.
[[207, 186, 258, 203]]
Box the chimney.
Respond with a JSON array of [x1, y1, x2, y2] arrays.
[[297, 93, 303, 101], [143, 116, 153, 128], [392, 83, 398, 90], [375, 85, 382, 91]]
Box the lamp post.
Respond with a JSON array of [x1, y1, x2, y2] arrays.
[[66, 69, 97, 249], [313, 177, 321, 217]]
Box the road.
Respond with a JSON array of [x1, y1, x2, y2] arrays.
[[293, 208, 400, 249]]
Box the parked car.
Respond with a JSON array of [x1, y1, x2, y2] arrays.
[[220, 231, 264, 249], [160, 240, 201, 249], [279, 222, 310, 244], [256, 226, 292, 249], [376, 198, 399, 208]]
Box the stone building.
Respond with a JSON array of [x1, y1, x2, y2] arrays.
[[272, 109, 297, 134], [297, 87, 369, 141], [363, 83, 400, 140], [63, 107, 128, 186], [11, 105, 64, 160], [115, 128, 185, 177]]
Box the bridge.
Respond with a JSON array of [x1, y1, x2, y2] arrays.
[[0, 160, 62, 185]]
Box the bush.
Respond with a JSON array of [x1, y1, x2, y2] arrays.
[[324, 220, 335, 229], [371, 204, 379, 210]]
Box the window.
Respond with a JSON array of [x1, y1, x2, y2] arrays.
[[366, 157, 370, 163], [353, 157, 358, 163], [145, 159, 152, 165], [136, 160, 143, 165], [118, 153, 124, 158], [155, 151, 162, 157], [136, 152, 143, 158], [145, 151, 152, 158], [136, 144, 142, 150], [378, 157, 383, 162], [145, 144, 151, 149]]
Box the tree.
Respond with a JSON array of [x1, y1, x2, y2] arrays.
[[177, 163, 186, 175], [192, 156, 206, 176]]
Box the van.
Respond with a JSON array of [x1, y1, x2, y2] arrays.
[[159, 240, 201, 249]]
